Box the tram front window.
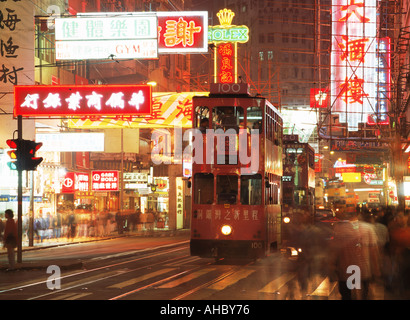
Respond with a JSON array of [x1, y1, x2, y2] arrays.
[[240, 174, 262, 205], [194, 173, 214, 204], [217, 175, 238, 204]]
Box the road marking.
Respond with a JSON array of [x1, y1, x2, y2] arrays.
[[166, 256, 201, 267], [49, 292, 93, 300], [108, 268, 175, 289], [258, 272, 296, 294], [309, 277, 337, 298], [207, 269, 255, 290], [158, 268, 216, 288]]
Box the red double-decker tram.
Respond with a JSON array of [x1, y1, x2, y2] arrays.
[[190, 83, 283, 259], [281, 135, 315, 243]]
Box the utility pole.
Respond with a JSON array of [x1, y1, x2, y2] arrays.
[[17, 115, 23, 263]]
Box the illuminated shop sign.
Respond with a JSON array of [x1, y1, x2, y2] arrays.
[[208, 26, 249, 43], [157, 11, 208, 53], [92, 170, 119, 191], [210, 9, 249, 84], [368, 37, 391, 126], [55, 15, 157, 41], [310, 88, 328, 108], [61, 172, 89, 193], [67, 92, 207, 129], [56, 39, 158, 60], [37, 132, 104, 152], [14, 84, 152, 117], [217, 43, 235, 83], [55, 15, 158, 60], [331, 0, 377, 131]]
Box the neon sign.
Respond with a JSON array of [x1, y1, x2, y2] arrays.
[[310, 88, 329, 108], [55, 15, 158, 60], [368, 37, 391, 126], [14, 84, 152, 117], [218, 43, 234, 83], [210, 9, 249, 84], [331, 0, 377, 131], [91, 171, 119, 191], [157, 11, 208, 53], [55, 15, 157, 41]]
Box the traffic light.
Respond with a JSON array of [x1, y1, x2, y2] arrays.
[[20, 140, 43, 171], [6, 139, 19, 170], [5, 139, 43, 171]]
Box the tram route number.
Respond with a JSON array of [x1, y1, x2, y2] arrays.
[[210, 83, 250, 95], [251, 242, 263, 249]]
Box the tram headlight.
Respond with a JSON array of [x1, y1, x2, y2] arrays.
[[283, 216, 291, 224], [221, 224, 232, 236]]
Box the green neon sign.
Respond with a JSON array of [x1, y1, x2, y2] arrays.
[[208, 25, 249, 43]]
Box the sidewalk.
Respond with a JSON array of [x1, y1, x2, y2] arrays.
[[0, 228, 190, 271]]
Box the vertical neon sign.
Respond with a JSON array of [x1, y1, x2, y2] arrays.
[[331, 0, 377, 131], [209, 9, 249, 84]]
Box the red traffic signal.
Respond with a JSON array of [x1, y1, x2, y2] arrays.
[[6, 139, 20, 170], [20, 140, 43, 171], [5, 139, 43, 171]]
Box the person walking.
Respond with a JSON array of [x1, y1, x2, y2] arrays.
[[3, 209, 18, 270], [329, 209, 381, 300]]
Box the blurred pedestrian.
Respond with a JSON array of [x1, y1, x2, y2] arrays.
[[0, 214, 4, 243], [53, 211, 62, 239], [329, 210, 381, 300], [67, 213, 77, 241], [388, 210, 410, 297], [3, 209, 18, 270]]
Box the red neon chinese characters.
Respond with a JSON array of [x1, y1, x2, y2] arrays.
[[218, 43, 234, 83], [339, 0, 370, 23], [339, 77, 369, 104], [338, 35, 369, 62], [163, 17, 201, 47]]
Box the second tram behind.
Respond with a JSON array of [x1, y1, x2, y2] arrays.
[[190, 83, 283, 259]]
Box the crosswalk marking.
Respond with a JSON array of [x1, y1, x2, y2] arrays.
[[65, 292, 93, 300], [108, 268, 175, 289], [158, 268, 216, 289], [308, 277, 337, 297], [258, 272, 296, 294], [207, 269, 255, 290], [166, 256, 201, 267], [50, 292, 93, 300]]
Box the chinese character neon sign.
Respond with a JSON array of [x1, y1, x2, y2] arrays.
[[91, 171, 119, 191], [330, 0, 378, 131], [210, 9, 249, 84], [14, 84, 152, 117], [157, 11, 208, 53], [218, 43, 234, 83]]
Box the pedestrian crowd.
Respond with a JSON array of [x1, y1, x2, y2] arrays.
[[1, 209, 168, 247], [285, 205, 410, 300]]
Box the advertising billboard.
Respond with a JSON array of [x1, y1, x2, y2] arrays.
[[55, 14, 158, 60], [14, 84, 152, 117]]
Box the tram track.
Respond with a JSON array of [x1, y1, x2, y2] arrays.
[[1, 239, 274, 301], [0, 242, 190, 299]]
